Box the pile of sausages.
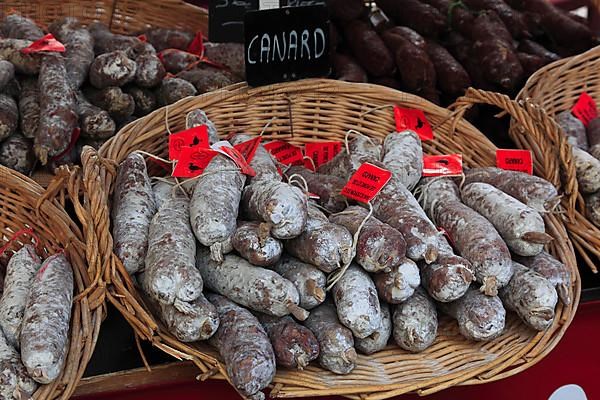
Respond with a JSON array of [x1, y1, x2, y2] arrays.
[[330, 0, 598, 104], [0, 246, 74, 398], [0, 13, 244, 175], [110, 110, 571, 399], [555, 109, 600, 228]]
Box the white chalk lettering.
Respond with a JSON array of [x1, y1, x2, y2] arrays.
[[301, 29, 310, 60], [247, 35, 259, 64], [260, 34, 271, 63], [288, 30, 298, 60], [272, 32, 286, 62], [314, 28, 325, 58]]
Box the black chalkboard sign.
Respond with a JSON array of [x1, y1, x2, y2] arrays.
[[244, 5, 330, 86], [209, 0, 259, 43], [279, 0, 325, 6]]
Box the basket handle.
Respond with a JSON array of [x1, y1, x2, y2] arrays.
[[449, 88, 578, 220]]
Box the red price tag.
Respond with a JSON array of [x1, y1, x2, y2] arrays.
[[341, 163, 392, 203], [304, 141, 342, 170], [571, 92, 598, 127], [187, 31, 205, 56], [233, 136, 262, 164], [137, 34, 148, 42], [168, 125, 209, 160], [172, 147, 218, 178], [496, 149, 533, 175], [21, 34, 66, 54], [422, 154, 463, 177], [219, 146, 256, 176], [394, 106, 434, 141], [264, 140, 304, 166]]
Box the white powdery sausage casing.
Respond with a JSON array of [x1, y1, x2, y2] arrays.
[[556, 110, 588, 150], [190, 155, 246, 260], [21, 253, 73, 384], [112, 153, 156, 275], [461, 182, 548, 257], [419, 252, 474, 303], [144, 190, 203, 308], [382, 130, 423, 191], [514, 251, 571, 305], [371, 175, 444, 262], [463, 167, 560, 213], [392, 287, 438, 352], [272, 255, 327, 310], [0, 245, 41, 349], [242, 180, 308, 240], [231, 221, 283, 267], [152, 179, 175, 210], [499, 262, 558, 331], [419, 177, 509, 295], [439, 287, 506, 341], [229, 135, 280, 183], [285, 203, 353, 273], [355, 301, 392, 355], [332, 264, 382, 339], [139, 273, 218, 342], [318, 136, 382, 181], [0, 329, 37, 399], [373, 258, 421, 304], [186, 109, 219, 145], [585, 191, 600, 229], [207, 293, 275, 398], [197, 248, 304, 318], [303, 302, 357, 375], [571, 147, 600, 194]]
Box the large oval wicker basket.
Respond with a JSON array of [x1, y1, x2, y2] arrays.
[[0, 165, 106, 400], [0, 0, 208, 35], [511, 45, 600, 273], [81, 79, 580, 399]]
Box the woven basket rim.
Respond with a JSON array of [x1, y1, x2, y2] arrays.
[[85, 78, 580, 399], [512, 45, 600, 273], [0, 165, 106, 400]]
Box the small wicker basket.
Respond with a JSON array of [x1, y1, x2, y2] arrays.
[[81, 79, 580, 399], [0, 166, 106, 400], [512, 45, 600, 273]]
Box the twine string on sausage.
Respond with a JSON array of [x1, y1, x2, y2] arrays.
[[0, 228, 41, 257], [259, 117, 276, 137], [344, 129, 376, 154], [326, 201, 373, 290], [287, 173, 309, 194], [303, 156, 316, 171]]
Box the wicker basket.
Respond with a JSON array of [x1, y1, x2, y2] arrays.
[[0, 0, 208, 35], [0, 165, 106, 400], [511, 45, 600, 273], [81, 79, 580, 399]]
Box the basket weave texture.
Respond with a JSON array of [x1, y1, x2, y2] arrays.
[[81, 79, 580, 399], [512, 45, 600, 273], [0, 166, 106, 400], [0, 0, 208, 36]]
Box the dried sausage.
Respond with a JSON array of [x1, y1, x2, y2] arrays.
[[0, 93, 18, 141], [499, 262, 558, 330], [197, 249, 307, 320], [0, 245, 41, 348], [207, 293, 275, 399], [112, 152, 156, 275], [329, 205, 406, 273], [154, 77, 197, 106], [355, 301, 391, 355], [382, 130, 423, 191], [287, 166, 347, 213], [285, 203, 352, 273], [21, 253, 73, 384], [303, 302, 356, 375], [373, 258, 420, 304], [0, 329, 37, 399], [48, 17, 94, 88], [76, 91, 116, 140], [514, 251, 571, 305], [257, 314, 319, 370], [89, 50, 137, 89], [18, 78, 40, 139], [0, 133, 36, 175], [572, 147, 600, 193], [231, 221, 283, 267], [272, 255, 326, 310], [556, 110, 588, 150], [392, 287, 438, 352], [332, 264, 382, 339]]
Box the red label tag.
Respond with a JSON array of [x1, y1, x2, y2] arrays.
[[172, 147, 218, 178], [233, 136, 262, 164], [305, 141, 342, 170], [168, 125, 209, 160], [422, 154, 463, 177], [496, 149, 533, 175], [187, 31, 205, 56], [21, 33, 65, 54], [394, 106, 434, 141], [219, 146, 256, 176], [571, 92, 598, 127], [341, 163, 392, 203], [264, 140, 304, 166], [137, 34, 148, 42]]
